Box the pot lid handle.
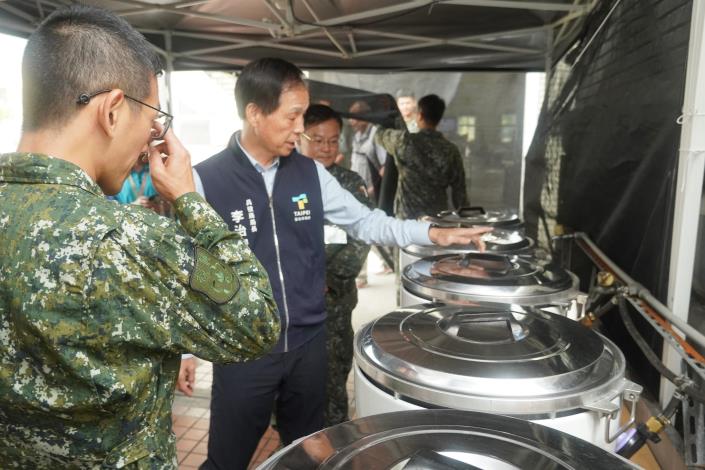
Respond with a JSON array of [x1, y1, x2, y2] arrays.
[[439, 312, 526, 344]]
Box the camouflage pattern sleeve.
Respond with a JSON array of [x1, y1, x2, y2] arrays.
[[0, 154, 278, 468], [326, 237, 370, 283], [374, 126, 408, 161], [325, 167, 372, 283], [87, 192, 280, 365]]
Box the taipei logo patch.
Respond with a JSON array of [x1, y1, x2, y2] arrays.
[[291, 193, 311, 222]]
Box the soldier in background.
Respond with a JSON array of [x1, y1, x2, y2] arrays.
[[376, 94, 468, 220], [0, 6, 279, 467], [299, 104, 372, 426], [395, 89, 419, 134]]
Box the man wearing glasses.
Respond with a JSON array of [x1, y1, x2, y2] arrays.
[[0, 5, 279, 468], [194, 57, 492, 470], [298, 104, 372, 428]]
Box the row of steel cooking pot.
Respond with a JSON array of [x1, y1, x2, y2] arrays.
[[400, 208, 582, 316], [259, 208, 642, 469]]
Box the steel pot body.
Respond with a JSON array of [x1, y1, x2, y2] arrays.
[[353, 304, 642, 451]]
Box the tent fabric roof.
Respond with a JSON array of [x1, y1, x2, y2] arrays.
[[0, 0, 593, 71]]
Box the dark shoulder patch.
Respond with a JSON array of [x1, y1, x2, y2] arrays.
[[189, 246, 240, 304]]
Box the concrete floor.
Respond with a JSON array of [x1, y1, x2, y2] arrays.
[[171, 251, 660, 469]]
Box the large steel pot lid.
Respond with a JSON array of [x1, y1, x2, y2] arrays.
[[354, 304, 627, 414], [402, 253, 577, 305], [257, 409, 638, 470], [422, 207, 523, 230], [402, 229, 535, 259]]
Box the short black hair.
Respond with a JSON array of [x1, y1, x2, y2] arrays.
[[304, 104, 342, 130], [349, 100, 370, 113], [235, 57, 306, 119], [418, 94, 446, 126], [395, 88, 415, 100], [21, 5, 163, 131]]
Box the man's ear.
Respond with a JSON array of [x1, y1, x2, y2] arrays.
[[96, 89, 126, 138], [245, 102, 262, 129]]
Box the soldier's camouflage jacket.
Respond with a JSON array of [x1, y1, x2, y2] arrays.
[[325, 165, 371, 299], [0, 153, 280, 469], [375, 127, 468, 220]]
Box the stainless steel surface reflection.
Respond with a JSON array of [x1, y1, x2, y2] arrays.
[[402, 253, 579, 305], [422, 207, 524, 230], [354, 304, 627, 414], [402, 228, 535, 259], [256, 410, 638, 469]]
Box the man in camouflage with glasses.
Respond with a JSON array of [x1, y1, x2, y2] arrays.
[[299, 104, 372, 426], [0, 5, 279, 468]]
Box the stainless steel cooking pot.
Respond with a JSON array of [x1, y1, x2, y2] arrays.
[[401, 252, 585, 319], [423, 206, 524, 231], [257, 409, 639, 469], [354, 304, 641, 451]]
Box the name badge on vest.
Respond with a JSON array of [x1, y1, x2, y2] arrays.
[[229, 199, 257, 243], [324, 224, 348, 244]]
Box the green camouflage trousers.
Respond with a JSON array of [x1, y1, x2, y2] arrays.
[[324, 287, 358, 427]]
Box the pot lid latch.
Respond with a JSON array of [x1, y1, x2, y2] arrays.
[[583, 378, 643, 444]]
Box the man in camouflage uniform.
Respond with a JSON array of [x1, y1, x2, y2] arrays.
[[299, 104, 372, 426], [376, 94, 468, 219], [0, 6, 279, 468], [396, 89, 419, 134]]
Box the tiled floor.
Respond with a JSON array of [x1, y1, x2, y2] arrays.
[[171, 252, 662, 469], [172, 254, 390, 469], [172, 362, 211, 469], [172, 354, 358, 469]]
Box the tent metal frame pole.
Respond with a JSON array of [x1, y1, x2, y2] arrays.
[[174, 39, 343, 59], [665, 0, 705, 407], [117, 0, 209, 17], [263, 0, 294, 36], [458, 25, 551, 41], [300, 0, 349, 58], [347, 31, 357, 54], [298, 0, 430, 32], [554, 0, 586, 43], [109, 0, 280, 32], [298, 0, 587, 33], [0, 1, 589, 71], [0, 3, 38, 24], [444, 0, 588, 12], [144, 29, 341, 59], [354, 28, 541, 55], [163, 23, 547, 62], [0, 16, 34, 34]]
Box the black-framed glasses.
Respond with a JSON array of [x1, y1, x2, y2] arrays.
[[310, 136, 341, 148], [76, 89, 173, 140]]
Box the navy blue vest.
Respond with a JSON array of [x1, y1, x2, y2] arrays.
[[195, 134, 326, 353]]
